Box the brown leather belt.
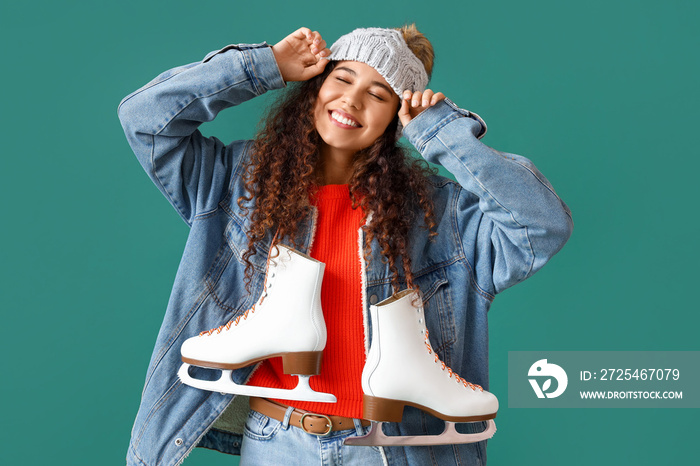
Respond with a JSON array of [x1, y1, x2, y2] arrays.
[[249, 397, 371, 437]]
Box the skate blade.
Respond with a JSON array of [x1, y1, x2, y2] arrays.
[[344, 419, 496, 446], [177, 363, 337, 403]]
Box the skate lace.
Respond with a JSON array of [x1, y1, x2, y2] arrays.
[[199, 261, 277, 337], [199, 303, 257, 336], [424, 330, 483, 391]]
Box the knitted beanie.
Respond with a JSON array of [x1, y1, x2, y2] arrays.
[[328, 27, 430, 96]]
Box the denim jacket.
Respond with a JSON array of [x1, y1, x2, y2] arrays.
[[118, 43, 572, 466]]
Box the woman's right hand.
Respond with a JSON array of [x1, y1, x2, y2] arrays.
[[272, 27, 330, 82]]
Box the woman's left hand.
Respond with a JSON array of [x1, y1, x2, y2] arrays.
[[398, 89, 446, 126]]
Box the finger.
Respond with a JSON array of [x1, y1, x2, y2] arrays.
[[399, 93, 410, 115], [293, 27, 312, 40], [312, 38, 327, 55], [431, 92, 446, 105], [310, 31, 327, 54], [411, 91, 422, 108], [308, 54, 331, 76], [317, 56, 330, 72], [316, 47, 331, 59], [399, 97, 413, 126], [422, 89, 434, 107]]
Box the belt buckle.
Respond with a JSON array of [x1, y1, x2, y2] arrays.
[[299, 412, 333, 437]]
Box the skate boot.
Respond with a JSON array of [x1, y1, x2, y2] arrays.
[[178, 244, 336, 403], [345, 289, 497, 446]]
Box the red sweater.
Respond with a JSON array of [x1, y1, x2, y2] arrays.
[[246, 184, 366, 418]]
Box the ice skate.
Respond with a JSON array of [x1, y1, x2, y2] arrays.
[[178, 244, 336, 403], [345, 289, 497, 446]]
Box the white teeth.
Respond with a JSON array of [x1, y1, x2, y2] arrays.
[[331, 111, 358, 127]]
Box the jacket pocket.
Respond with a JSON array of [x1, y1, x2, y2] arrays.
[[203, 221, 262, 313], [413, 267, 457, 367]]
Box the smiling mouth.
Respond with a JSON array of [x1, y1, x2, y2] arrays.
[[329, 110, 361, 128]]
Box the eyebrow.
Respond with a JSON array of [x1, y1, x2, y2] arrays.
[[335, 66, 394, 95]]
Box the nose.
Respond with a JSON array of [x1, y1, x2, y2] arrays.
[[341, 86, 363, 109]]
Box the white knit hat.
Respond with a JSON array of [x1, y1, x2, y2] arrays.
[[328, 27, 430, 96]]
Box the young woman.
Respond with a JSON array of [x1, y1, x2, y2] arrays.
[[118, 26, 572, 466]]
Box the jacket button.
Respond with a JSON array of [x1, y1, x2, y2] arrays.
[[369, 295, 378, 305], [175, 438, 183, 446]]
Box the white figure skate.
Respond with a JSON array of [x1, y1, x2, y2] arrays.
[[178, 244, 336, 403], [345, 289, 497, 446]]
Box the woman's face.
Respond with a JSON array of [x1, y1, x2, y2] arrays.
[[313, 61, 400, 157]]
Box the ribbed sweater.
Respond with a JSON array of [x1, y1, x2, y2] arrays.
[[246, 184, 366, 418]]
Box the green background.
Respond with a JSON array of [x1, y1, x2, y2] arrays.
[[1, 0, 697, 464]]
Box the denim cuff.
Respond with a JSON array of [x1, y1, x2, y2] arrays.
[[402, 98, 488, 152], [202, 42, 286, 93]]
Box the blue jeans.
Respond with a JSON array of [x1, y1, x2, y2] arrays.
[[240, 407, 386, 465]]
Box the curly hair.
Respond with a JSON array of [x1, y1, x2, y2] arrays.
[[238, 28, 439, 294]]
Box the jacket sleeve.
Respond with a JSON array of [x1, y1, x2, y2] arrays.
[[117, 43, 286, 226], [402, 98, 573, 295]]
